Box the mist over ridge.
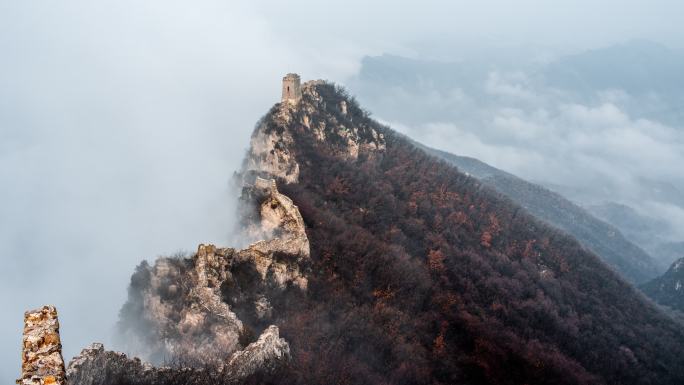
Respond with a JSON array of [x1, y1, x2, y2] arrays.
[[350, 40, 684, 268], [3, 1, 684, 383]]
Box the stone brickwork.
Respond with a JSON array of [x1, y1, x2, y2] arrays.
[[17, 306, 66, 385], [281, 73, 302, 104]]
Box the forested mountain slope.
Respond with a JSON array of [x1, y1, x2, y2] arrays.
[[242, 81, 684, 384], [420, 146, 661, 284]]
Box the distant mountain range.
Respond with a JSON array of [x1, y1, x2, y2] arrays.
[[350, 40, 684, 272], [542, 40, 684, 110]]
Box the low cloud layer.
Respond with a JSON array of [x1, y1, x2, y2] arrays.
[[356, 63, 684, 242], [0, 1, 281, 380], [3, 1, 684, 382]]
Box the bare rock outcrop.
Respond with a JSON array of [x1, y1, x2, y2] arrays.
[[224, 325, 290, 380], [115, 177, 307, 370], [242, 177, 310, 267], [66, 343, 172, 385], [17, 306, 66, 385], [116, 248, 242, 365], [245, 121, 300, 184], [244, 79, 385, 185], [298, 80, 386, 160], [67, 326, 289, 385], [118, 243, 302, 365]]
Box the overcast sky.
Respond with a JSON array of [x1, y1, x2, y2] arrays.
[[2, 1, 684, 382]]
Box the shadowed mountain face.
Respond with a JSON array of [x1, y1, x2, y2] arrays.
[[641, 258, 684, 312], [247, 82, 684, 384], [419, 146, 661, 284]]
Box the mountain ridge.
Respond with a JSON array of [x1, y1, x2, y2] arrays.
[[252, 80, 684, 384], [56, 78, 684, 385]]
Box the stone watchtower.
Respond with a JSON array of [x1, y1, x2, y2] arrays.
[[281, 73, 302, 105]]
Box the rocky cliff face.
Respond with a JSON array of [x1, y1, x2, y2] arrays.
[[67, 344, 173, 385], [66, 326, 290, 385], [65, 175, 308, 384], [223, 325, 290, 380], [123, 177, 306, 347], [243, 177, 310, 266], [244, 80, 385, 185]]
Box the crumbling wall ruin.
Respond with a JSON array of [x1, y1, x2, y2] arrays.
[[17, 306, 66, 385]]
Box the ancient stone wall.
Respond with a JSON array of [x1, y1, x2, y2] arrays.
[[17, 306, 66, 385]]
